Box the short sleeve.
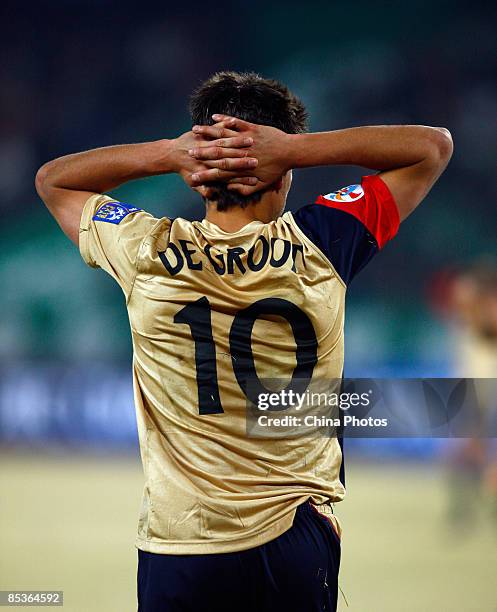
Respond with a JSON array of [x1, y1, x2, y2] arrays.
[[79, 194, 159, 297], [293, 174, 400, 284]]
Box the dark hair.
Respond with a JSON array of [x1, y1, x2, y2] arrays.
[[189, 71, 308, 211]]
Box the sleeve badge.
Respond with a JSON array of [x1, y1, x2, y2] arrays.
[[323, 184, 364, 203], [92, 202, 142, 224]]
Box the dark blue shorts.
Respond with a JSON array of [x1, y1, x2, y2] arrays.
[[137, 501, 341, 612]]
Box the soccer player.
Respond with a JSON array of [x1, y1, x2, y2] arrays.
[[36, 71, 453, 612], [439, 261, 497, 529]]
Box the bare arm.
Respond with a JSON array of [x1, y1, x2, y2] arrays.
[[36, 133, 257, 245], [190, 117, 454, 221], [287, 125, 453, 220]]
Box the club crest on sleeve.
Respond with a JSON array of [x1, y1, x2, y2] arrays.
[[323, 184, 364, 203], [92, 202, 142, 224]]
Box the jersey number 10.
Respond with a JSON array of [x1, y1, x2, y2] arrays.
[[174, 297, 318, 414]]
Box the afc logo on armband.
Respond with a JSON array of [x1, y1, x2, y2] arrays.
[[323, 184, 364, 203], [93, 202, 142, 224]]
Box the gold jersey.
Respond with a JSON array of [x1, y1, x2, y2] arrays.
[[79, 175, 399, 554]]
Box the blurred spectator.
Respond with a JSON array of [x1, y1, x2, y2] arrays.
[[430, 259, 497, 531]]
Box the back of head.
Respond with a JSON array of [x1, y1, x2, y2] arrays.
[[190, 71, 308, 211]]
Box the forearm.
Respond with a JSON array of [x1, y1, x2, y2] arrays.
[[188, 116, 452, 218], [36, 128, 256, 246], [36, 139, 174, 196], [285, 125, 451, 171]]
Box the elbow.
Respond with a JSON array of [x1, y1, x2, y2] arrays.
[[429, 127, 454, 166], [35, 160, 56, 202]]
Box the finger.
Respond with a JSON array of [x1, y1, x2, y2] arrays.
[[192, 125, 234, 139], [226, 183, 262, 196], [212, 121, 240, 136], [192, 179, 256, 197], [212, 135, 253, 148], [189, 143, 253, 160], [212, 114, 253, 131], [227, 176, 258, 186], [191, 168, 254, 183], [191, 121, 242, 141], [190, 147, 247, 161], [194, 185, 215, 198], [199, 157, 258, 171]]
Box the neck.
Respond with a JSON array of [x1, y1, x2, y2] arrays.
[[204, 200, 276, 232]]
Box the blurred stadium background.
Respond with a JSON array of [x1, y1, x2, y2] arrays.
[[1, 1, 496, 610]]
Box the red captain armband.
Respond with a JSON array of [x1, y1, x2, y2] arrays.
[[315, 174, 400, 249]]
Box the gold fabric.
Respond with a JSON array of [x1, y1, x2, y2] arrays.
[[80, 194, 346, 554]]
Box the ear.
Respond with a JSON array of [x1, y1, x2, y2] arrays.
[[272, 170, 292, 193]]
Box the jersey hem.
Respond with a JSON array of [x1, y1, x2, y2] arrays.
[[135, 510, 296, 555]]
